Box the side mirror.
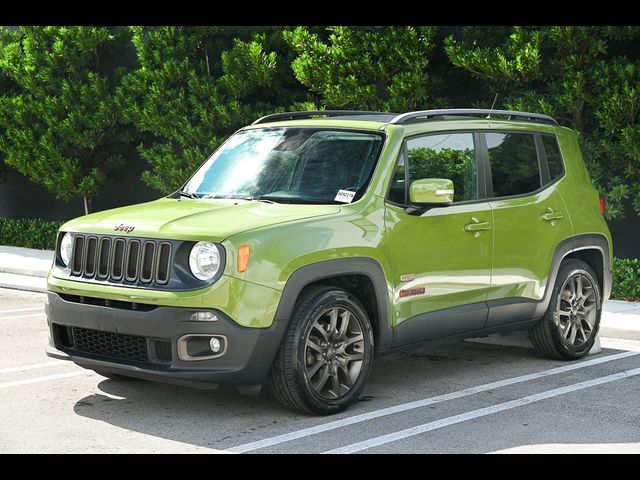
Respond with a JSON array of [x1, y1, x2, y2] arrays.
[[405, 178, 453, 215], [409, 178, 454, 208]]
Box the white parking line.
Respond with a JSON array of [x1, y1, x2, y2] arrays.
[[0, 313, 46, 320], [0, 307, 44, 315], [0, 371, 94, 389], [325, 366, 640, 454], [0, 361, 67, 375], [227, 351, 639, 453]]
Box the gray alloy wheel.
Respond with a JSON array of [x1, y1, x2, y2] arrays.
[[304, 306, 365, 400], [556, 272, 598, 348], [529, 259, 602, 360], [269, 286, 374, 415]]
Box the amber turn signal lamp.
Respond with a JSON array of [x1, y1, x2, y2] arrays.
[[237, 245, 250, 272]]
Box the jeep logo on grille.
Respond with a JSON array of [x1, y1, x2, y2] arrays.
[[114, 223, 136, 233]]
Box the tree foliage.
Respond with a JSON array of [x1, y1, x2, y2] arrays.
[[285, 26, 442, 111], [445, 26, 640, 218], [118, 26, 307, 194], [0, 26, 134, 213], [1, 26, 639, 223]]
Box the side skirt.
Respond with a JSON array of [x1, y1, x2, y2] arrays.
[[388, 317, 540, 354]]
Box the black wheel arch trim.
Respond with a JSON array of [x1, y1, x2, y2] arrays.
[[274, 257, 393, 352], [533, 233, 611, 319]]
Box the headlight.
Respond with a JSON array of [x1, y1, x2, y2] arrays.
[[189, 242, 221, 281], [60, 233, 73, 267]]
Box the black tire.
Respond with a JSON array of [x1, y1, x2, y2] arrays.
[[92, 368, 138, 381], [270, 286, 375, 415], [529, 259, 602, 360]]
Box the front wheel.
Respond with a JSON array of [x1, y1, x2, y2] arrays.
[[270, 286, 374, 415], [530, 259, 602, 360]]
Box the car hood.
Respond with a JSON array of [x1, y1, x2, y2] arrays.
[[61, 197, 342, 241]]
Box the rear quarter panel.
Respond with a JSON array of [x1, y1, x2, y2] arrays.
[[555, 128, 613, 269]]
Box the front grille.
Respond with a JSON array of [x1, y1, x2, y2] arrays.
[[125, 240, 141, 281], [72, 327, 149, 362], [112, 238, 125, 280], [97, 237, 111, 278], [140, 242, 155, 282], [71, 236, 84, 275], [156, 243, 171, 284], [69, 234, 172, 286]]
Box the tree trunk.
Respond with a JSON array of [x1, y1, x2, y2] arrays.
[[83, 195, 93, 215]]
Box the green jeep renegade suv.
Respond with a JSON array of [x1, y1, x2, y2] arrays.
[[45, 109, 612, 414]]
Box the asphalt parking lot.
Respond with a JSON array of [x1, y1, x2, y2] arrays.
[[1, 287, 639, 454]]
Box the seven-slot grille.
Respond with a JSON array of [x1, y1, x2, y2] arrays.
[[70, 235, 171, 285]]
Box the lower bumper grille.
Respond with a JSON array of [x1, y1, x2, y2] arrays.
[[72, 327, 149, 362], [155, 340, 173, 362], [52, 324, 174, 365]]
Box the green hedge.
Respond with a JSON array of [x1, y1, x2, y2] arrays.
[[0, 218, 63, 250], [611, 258, 640, 302]]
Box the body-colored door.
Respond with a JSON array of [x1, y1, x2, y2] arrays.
[[385, 132, 493, 343], [484, 131, 573, 326]]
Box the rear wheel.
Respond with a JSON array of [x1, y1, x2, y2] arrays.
[[270, 286, 374, 415], [530, 259, 601, 360]]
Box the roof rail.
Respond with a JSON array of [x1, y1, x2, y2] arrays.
[[389, 109, 558, 126], [252, 110, 392, 125]]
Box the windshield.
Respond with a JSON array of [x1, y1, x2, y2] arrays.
[[182, 128, 385, 204]]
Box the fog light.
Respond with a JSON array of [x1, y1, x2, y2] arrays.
[[177, 334, 227, 361], [190, 311, 218, 322], [209, 337, 221, 353]]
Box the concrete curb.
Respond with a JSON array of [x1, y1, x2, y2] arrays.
[[0, 245, 53, 278], [0, 272, 47, 293]]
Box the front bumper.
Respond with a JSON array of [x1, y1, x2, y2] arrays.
[[45, 292, 287, 388]]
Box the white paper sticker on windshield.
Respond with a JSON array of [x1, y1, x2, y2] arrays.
[[335, 189, 356, 203]]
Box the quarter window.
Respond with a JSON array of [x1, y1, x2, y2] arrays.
[[388, 133, 477, 204], [388, 151, 408, 204], [542, 135, 564, 181], [486, 132, 540, 197]]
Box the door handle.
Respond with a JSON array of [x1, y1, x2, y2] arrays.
[[540, 207, 564, 222], [464, 217, 491, 237]]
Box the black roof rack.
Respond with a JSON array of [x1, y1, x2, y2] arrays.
[[389, 109, 558, 126], [252, 110, 393, 125]]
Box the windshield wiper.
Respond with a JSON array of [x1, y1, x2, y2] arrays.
[[248, 195, 340, 205], [177, 190, 199, 200], [244, 195, 280, 204]]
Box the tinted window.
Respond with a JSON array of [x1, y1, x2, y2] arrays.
[[388, 151, 407, 204], [388, 133, 476, 204], [542, 135, 564, 180], [487, 132, 540, 197]]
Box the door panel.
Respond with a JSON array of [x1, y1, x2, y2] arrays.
[[385, 131, 493, 340], [386, 202, 493, 336], [487, 186, 570, 299], [484, 131, 573, 327]]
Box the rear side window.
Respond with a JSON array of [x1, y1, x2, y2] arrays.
[[541, 135, 564, 180], [486, 132, 540, 198]]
